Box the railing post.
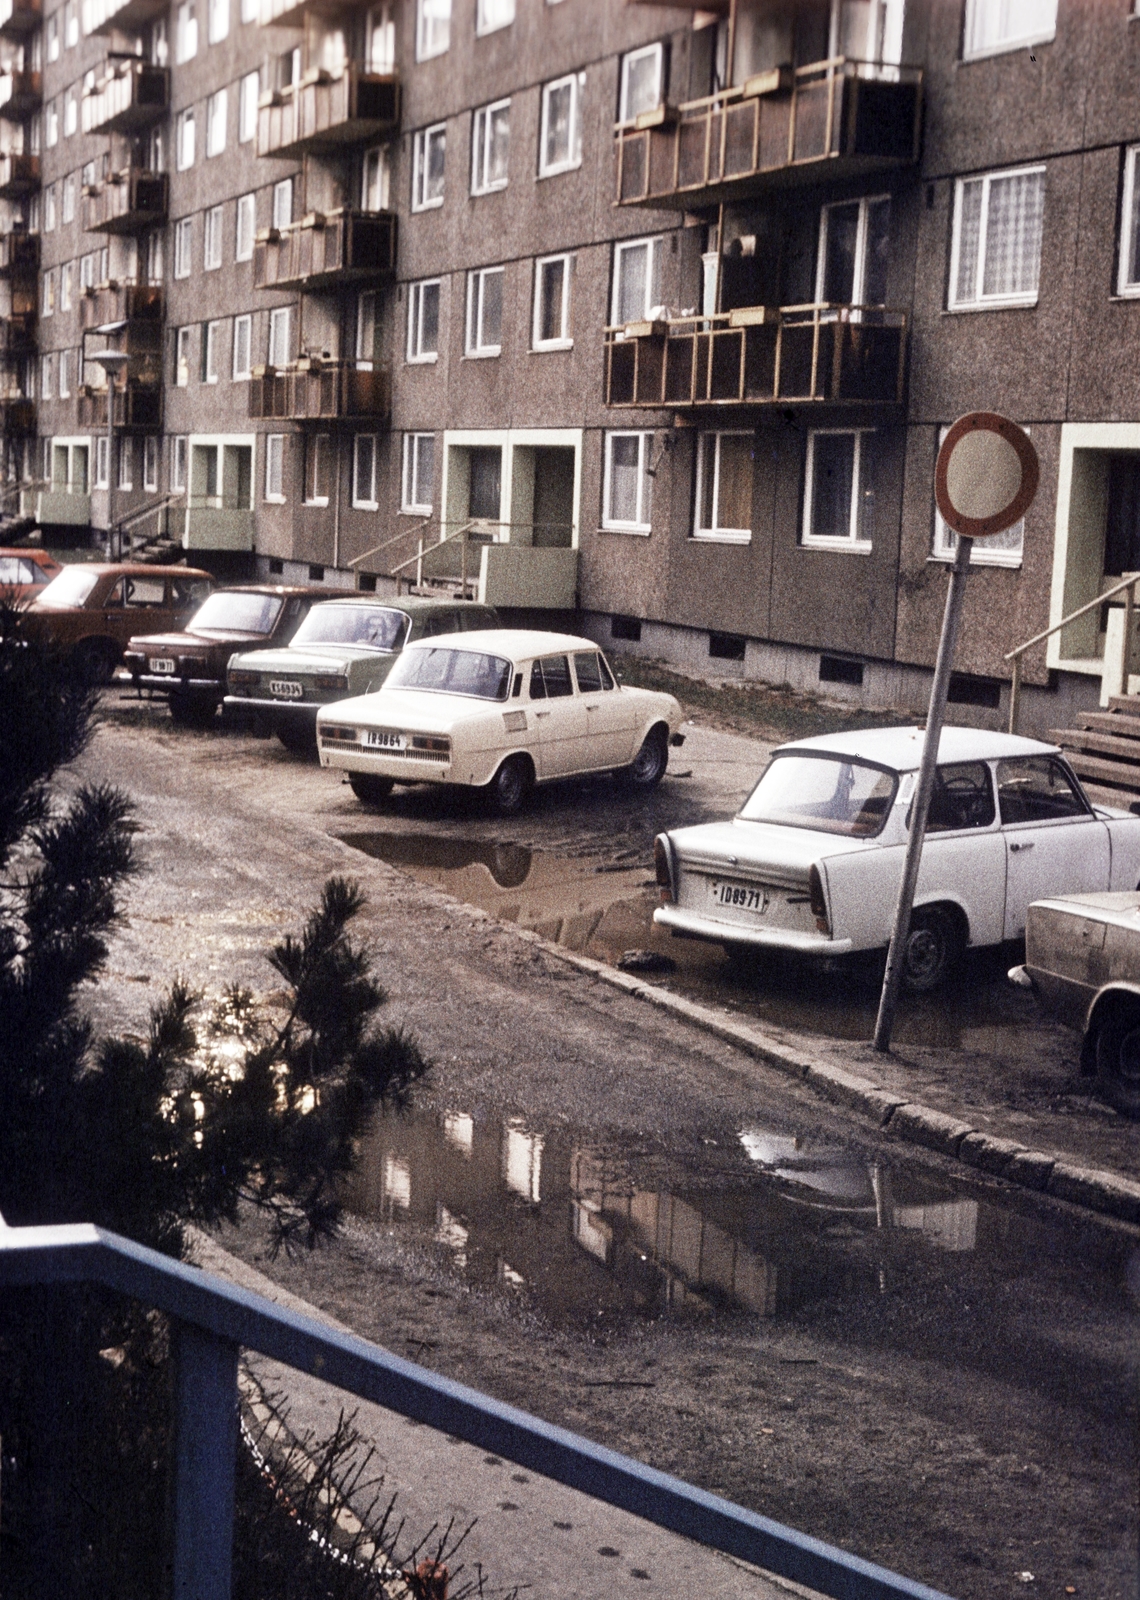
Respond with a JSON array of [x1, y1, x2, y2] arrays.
[[416, 532, 423, 590], [171, 1321, 238, 1600], [1009, 653, 1022, 735], [1124, 576, 1137, 698]]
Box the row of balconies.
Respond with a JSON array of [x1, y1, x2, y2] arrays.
[[0, 67, 40, 121], [0, 226, 36, 275], [253, 208, 396, 291], [81, 58, 167, 137], [82, 0, 164, 35], [248, 360, 389, 425], [0, 0, 39, 39], [257, 67, 398, 160], [79, 280, 162, 342], [83, 166, 167, 233]]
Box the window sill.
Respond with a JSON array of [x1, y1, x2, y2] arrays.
[[691, 531, 751, 545], [801, 538, 873, 554], [411, 198, 445, 213], [961, 31, 1054, 62], [400, 504, 432, 516], [470, 182, 508, 198], [531, 340, 573, 353], [944, 297, 1038, 314], [599, 523, 650, 536], [233, 373, 251, 383], [464, 348, 501, 360], [304, 497, 329, 508], [352, 501, 379, 512], [929, 551, 1022, 570], [537, 160, 582, 181], [264, 495, 286, 506], [407, 354, 439, 365]]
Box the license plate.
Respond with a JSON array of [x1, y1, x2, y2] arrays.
[[713, 881, 767, 912], [366, 729, 405, 750], [269, 680, 303, 699], [149, 657, 175, 674]]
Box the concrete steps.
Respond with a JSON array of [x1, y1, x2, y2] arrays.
[[1051, 698, 1140, 806]]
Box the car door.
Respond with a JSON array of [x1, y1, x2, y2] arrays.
[[911, 760, 1006, 946], [529, 654, 587, 776], [997, 755, 1111, 940], [572, 650, 637, 767], [119, 572, 172, 647]]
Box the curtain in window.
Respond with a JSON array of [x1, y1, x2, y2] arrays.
[[810, 434, 855, 540], [608, 436, 642, 523], [982, 170, 1045, 298]]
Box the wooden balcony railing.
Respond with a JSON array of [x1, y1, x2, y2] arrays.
[[79, 282, 163, 349], [0, 0, 41, 40], [615, 57, 922, 208], [83, 167, 168, 233], [258, 67, 399, 159], [0, 152, 39, 198], [0, 228, 38, 276], [0, 68, 41, 121], [77, 379, 162, 432], [0, 310, 35, 358], [604, 303, 907, 409], [248, 360, 390, 425], [253, 208, 396, 291], [82, 0, 167, 35], [82, 60, 168, 136]]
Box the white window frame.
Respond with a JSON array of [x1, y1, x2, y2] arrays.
[[411, 122, 445, 211], [205, 87, 227, 157], [144, 433, 158, 490], [476, 0, 512, 36], [40, 352, 53, 399], [471, 98, 510, 196], [362, 145, 390, 211], [602, 430, 652, 534], [207, 0, 228, 44], [931, 424, 1026, 568], [272, 177, 292, 230], [58, 348, 70, 397], [238, 69, 258, 143], [303, 432, 330, 506], [241, 0, 256, 21], [355, 290, 376, 365], [175, 325, 192, 386], [176, 107, 195, 169], [815, 192, 891, 307], [203, 203, 223, 269], [61, 173, 75, 223], [611, 235, 662, 325], [43, 183, 55, 231], [95, 433, 109, 489], [174, 216, 192, 278], [117, 435, 133, 490], [235, 192, 255, 261], [63, 86, 76, 136], [268, 305, 290, 369], [401, 432, 434, 513], [693, 431, 753, 544], [353, 432, 378, 509], [264, 433, 285, 502], [619, 41, 663, 123], [416, 0, 449, 59], [962, 0, 1057, 60], [801, 429, 875, 553], [1119, 145, 1140, 298], [204, 319, 221, 384], [948, 164, 1045, 312], [466, 265, 503, 357], [232, 313, 251, 379], [45, 98, 58, 146], [47, 15, 58, 60], [64, 0, 77, 44], [59, 261, 72, 312], [176, 0, 197, 62], [171, 435, 188, 491], [407, 278, 441, 363], [538, 73, 583, 178], [42, 267, 55, 316], [532, 253, 572, 349]]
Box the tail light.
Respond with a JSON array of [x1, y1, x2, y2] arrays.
[[654, 835, 676, 904], [314, 673, 349, 691], [809, 865, 830, 935]]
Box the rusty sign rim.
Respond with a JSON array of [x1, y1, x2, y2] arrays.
[[934, 411, 1039, 539]]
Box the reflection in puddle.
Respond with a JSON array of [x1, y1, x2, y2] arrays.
[[339, 830, 1048, 1053]]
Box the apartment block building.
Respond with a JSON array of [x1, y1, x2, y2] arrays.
[[12, 0, 1140, 733]]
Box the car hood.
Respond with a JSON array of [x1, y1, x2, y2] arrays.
[[321, 688, 497, 733], [229, 644, 394, 674], [1030, 890, 1140, 930], [666, 816, 884, 872], [129, 629, 269, 652]]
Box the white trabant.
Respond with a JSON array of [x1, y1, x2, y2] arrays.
[[653, 726, 1140, 991], [316, 629, 685, 815]]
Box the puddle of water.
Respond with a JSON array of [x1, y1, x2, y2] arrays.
[[338, 831, 1046, 1053]]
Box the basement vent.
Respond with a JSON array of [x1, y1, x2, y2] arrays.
[[268, 558, 284, 575], [709, 631, 746, 662], [819, 655, 864, 687], [357, 574, 377, 593], [947, 673, 1001, 709], [610, 615, 642, 642], [309, 564, 325, 582]]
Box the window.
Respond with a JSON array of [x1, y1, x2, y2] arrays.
[[174, 216, 192, 277], [949, 166, 1045, 311], [45, 98, 58, 145], [95, 434, 109, 489], [402, 432, 434, 513], [144, 434, 158, 491], [416, 0, 449, 59], [932, 424, 1025, 568], [43, 183, 55, 231], [539, 73, 582, 176], [63, 0, 76, 44], [996, 755, 1086, 825], [620, 42, 663, 121], [466, 265, 503, 356], [235, 192, 255, 260], [172, 435, 188, 490], [355, 291, 376, 365], [176, 107, 195, 169], [963, 0, 1056, 58], [241, 0, 257, 21], [176, 0, 197, 62], [272, 177, 292, 230], [151, 16, 168, 64], [40, 352, 53, 399], [802, 430, 877, 550], [175, 325, 191, 385], [59, 348, 70, 397], [239, 69, 258, 142], [471, 99, 509, 194], [203, 319, 220, 383], [533, 254, 572, 348], [47, 15, 58, 60], [204, 204, 222, 268], [205, 88, 226, 156], [366, 4, 394, 72], [476, 0, 512, 34], [817, 194, 890, 307], [412, 123, 445, 210], [42, 267, 55, 316], [353, 433, 377, 507], [62, 173, 75, 223], [63, 87, 76, 136], [60, 261, 72, 312], [603, 431, 652, 533], [265, 433, 285, 501], [1119, 146, 1140, 297], [208, 0, 228, 42], [304, 433, 329, 504], [268, 306, 290, 368], [79, 251, 94, 290], [407, 278, 441, 362], [611, 236, 661, 324], [118, 437, 133, 490], [232, 313, 251, 379], [694, 432, 753, 542], [362, 145, 389, 211]]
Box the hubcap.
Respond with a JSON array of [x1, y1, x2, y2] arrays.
[[905, 926, 941, 985]]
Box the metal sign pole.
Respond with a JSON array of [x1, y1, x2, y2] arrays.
[[873, 536, 971, 1053]]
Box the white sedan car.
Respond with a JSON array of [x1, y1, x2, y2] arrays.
[[653, 726, 1140, 990], [317, 629, 684, 814]]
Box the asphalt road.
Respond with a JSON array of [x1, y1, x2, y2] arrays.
[[72, 692, 1140, 1600]]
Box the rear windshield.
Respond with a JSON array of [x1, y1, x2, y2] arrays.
[[292, 605, 407, 651], [188, 591, 283, 636], [388, 647, 512, 701], [34, 567, 100, 608], [739, 753, 898, 838]]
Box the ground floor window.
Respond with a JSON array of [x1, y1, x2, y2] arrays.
[[602, 430, 652, 533], [693, 431, 753, 543], [171, 436, 188, 492], [802, 429, 876, 552], [144, 435, 158, 491], [304, 433, 330, 505], [264, 434, 285, 503], [95, 434, 109, 489], [402, 431, 434, 513], [354, 433, 378, 509], [932, 424, 1025, 568]]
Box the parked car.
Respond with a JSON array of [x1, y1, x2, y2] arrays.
[[224, 595, 500, 751], [1010, 891, 1140, 1117], [0, 547, 61, 603], [653, 727, 1140, 991], [317, 628, 685, 814], [21, 563, 214, 682], [123, 584, 329, 726]]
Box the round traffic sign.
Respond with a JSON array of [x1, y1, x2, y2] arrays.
[[934, 412, 1038, 538]]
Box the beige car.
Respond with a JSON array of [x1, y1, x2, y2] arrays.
[[317, 628, 685, 814]]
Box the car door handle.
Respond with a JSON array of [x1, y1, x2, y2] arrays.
[[535, 710, 551, 718], [585, 703, 598, 711], [1009, 841, 1034, 852]]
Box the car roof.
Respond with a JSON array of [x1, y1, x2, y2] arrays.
[[59, 563, 213, 579], [0, 546, 57, 563], [211, 584, 328, 598], [775, 725, 1059, 772], [306, 594, 493, 614], [402, 628, 602, 657]]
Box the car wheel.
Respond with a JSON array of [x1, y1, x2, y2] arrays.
[[73, 639, 117, 687], [619, 727, 669, 791], [486, 756, 532, 817], [276, 722, 317, 755], [1092, 1005, 1140, 1119], [169, 692, 218, 729], [348, 772, 394, 805], [900, 907, 961, 993]]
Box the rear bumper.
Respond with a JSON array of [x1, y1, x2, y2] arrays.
[[131, 673, 220, 693], [653, 903, 853, 955], [319, 743, 453, 784], [223, 695, 320, 721]]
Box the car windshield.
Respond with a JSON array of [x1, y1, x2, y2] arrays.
[[739, 753, 898, 838], [187, 591, 283, 636], [387, 647, 512, 701], [34, 567, 100, 608], [291, 605, 407, 651]]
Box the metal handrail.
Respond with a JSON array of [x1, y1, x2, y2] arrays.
[[388, 518, 479, 593], [0, 1216, 952, 1600], [347, 514, 433, 569], [1005, 571, 1140, 733]]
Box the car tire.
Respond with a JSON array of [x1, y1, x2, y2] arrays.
[[486, 755, 532, 817], [276, 722, 317, 755], [348, 772, 394, 805], [73, 638, 117, 687], [900, 907, 962, 993], [618, 727, 669, 791], [1091, 1004, 1140, 1119], [170, 691, 218, 729]]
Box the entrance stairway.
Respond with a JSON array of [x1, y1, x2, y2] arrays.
[[1050, 699, 1140, 810]]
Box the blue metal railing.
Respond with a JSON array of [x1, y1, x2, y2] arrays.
[[0, 1218, 955, 1600]]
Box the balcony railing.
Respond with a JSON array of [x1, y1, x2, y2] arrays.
[[0, 68, 41, 120], [79, 282, 163, 349], [78, 379, 162, 432], [82, 0, 167, 34], [0, 310, 35, 358], [0, 228, 38, 275], [82, 60, 169, 136], [258, 66, 399, 159], [0, 0, 41, 39], [604, 303, 907, 409], [84, 167, 168, 233], [253, 208, 396, 291], [248, 360, 389, 425], [0, 151, 39, 198], [0, 394, 34, 432], [615, 57, 922, 208]]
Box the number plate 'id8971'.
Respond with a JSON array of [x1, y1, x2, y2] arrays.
[[712, 882, 768, 913]]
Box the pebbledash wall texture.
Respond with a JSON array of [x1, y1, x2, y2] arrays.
[[14, 0, 1140, 730]]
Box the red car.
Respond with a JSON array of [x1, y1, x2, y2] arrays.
[[0, 547, 62, 603]]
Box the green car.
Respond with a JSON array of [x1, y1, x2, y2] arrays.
[[224, 594, 499, 751]]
